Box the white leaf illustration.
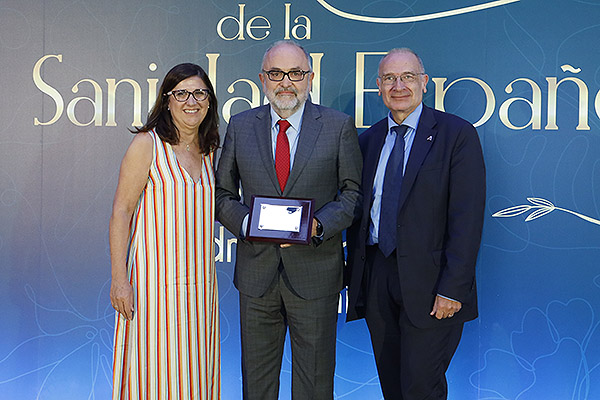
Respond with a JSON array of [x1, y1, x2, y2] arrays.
[[525, 207, 554, 222], [492, 205, 531, 218], [493, 197, 600, 226], [527, 197, 554, 208]]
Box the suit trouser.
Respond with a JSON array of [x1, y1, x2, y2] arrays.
[[364, 245, 463, 400], [239, 262, 339, 400]]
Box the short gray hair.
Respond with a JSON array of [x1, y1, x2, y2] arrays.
[[378, 48, 425, 75], [261, 40, 312, 71]]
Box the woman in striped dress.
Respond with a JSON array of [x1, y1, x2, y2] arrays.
[[109, 63, 220, 399]]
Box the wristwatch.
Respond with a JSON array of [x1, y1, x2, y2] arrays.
[[315, 219, 323, 237]]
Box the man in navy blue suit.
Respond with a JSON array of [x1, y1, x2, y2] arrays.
[[346, 48, 486, 399]]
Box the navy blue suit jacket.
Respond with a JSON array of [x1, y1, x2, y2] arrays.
[[346, 104, 485, 329]]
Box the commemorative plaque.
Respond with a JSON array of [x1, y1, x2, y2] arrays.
[[246, 196, 315, 245]]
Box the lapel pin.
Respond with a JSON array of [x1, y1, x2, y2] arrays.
[[427, 135, 433, 141]]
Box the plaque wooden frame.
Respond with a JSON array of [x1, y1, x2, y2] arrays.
[[246, 195, 315, 245]]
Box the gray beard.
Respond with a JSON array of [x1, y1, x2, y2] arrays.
[[266, 87, 309, 114]]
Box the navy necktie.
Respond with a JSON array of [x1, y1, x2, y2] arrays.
[[379, 125, 408, 257]]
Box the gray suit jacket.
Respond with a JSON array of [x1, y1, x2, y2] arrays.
[[215, 102, 362, 300]]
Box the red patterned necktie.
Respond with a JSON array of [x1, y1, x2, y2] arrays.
[[275, 119, 291, 192]]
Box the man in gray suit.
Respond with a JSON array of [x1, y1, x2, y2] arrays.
[[215, 40, 362, 399]]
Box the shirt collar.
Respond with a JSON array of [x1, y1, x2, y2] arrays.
[[270, 102, 306, 132], [387, 102, 423, 133]]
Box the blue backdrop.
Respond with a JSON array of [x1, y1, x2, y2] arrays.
[[1, 1, 600, 398]]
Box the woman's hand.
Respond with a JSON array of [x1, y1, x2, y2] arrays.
[[110, 278, 134, 320]]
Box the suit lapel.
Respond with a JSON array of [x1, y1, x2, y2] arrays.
[[283, 102, 321, 195], [398, 105, 437, 210], [253, 106, 282, 194]]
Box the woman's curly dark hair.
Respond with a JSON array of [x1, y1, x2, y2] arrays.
[[133, 63, 219, 155]]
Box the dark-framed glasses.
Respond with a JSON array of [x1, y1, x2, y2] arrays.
[[262, 69, 311, 82], [165, 89, 210, 102], [379, 72, 425, 86]]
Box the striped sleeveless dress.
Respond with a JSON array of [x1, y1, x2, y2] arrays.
[[112, 130, 220, 399]]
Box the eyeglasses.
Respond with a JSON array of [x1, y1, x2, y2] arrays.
[[165, 89, 210, 102], [262, 69, 311, 82], [379, 72, 425, 86]]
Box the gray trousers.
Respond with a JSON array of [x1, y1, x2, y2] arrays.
[[239, 264, 339, 400]]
